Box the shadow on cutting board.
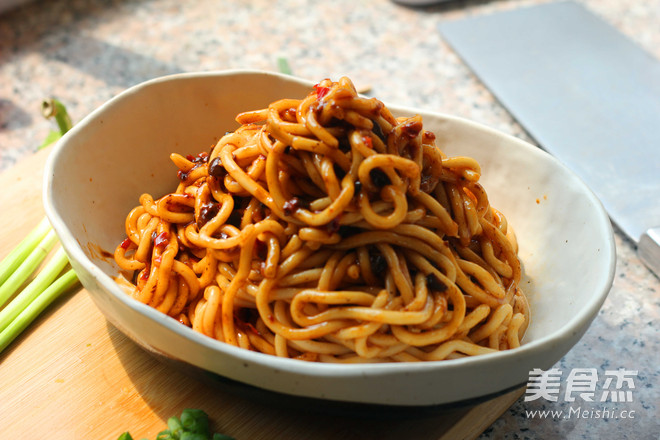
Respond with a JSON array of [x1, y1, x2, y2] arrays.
[[107, 321, 509, 440]]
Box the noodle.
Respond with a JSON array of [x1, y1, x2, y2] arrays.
[[114, 77, 530, 363]]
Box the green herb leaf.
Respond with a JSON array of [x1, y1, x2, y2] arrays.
[[167, 415, 183, 436], [180, 433, 208, 440], [156, 429, 174, 440], [180, 408, 210, 434], [117, 409, 235, 440]]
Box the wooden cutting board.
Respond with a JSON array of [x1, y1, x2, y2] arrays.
[[0, 147, 524, 439]]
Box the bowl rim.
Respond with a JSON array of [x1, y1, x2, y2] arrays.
[[43, 69, 617, 380]]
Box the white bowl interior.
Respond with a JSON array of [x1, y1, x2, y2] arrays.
[[44, 70, 615, 406]]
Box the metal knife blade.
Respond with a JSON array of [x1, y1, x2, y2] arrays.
[[439, 1, 660, 278]]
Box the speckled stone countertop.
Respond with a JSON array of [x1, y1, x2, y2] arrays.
[[1, 0, 658, 438]]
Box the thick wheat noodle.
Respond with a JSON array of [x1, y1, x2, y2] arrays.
[[114, 77, 530, 362]]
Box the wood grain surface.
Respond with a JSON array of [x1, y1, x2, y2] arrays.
[[0, 148, 524, 439]]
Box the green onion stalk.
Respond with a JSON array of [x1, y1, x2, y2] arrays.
[[0, 99, 80, 354], [277, 56, 293, 76], [3, 106, 231, 440]]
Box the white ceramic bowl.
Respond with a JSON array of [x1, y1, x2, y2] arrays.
[[43, 70, 615, 409]]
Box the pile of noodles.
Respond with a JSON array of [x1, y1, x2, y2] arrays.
[[114, 77, 529, 363]]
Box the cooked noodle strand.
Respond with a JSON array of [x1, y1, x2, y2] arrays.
[[114, 77, 529, 362]]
